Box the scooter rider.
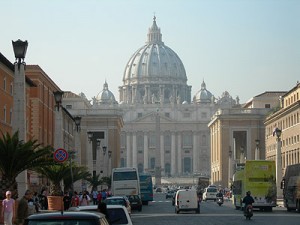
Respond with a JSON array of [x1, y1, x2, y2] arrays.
[[216, 190, 223, 199], [242, 191, 254, 212]]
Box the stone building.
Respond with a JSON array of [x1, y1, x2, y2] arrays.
[[208, 92, 285, 188], [265, 82, 300, 174]]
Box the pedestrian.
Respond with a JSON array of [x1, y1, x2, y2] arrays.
[[63, 192, 71, 210], [38, 190, 48, 210], [92, 189, 98, 205], [32, 192, 40, 213], [98, 202, 110, 224], [97, 191, 102, 204], [101, 190, 107, 201], [1, 191, 15, 225], [16, 190, 32, 225], [79, 191, 90, 206], [71, 191, 79, 207]]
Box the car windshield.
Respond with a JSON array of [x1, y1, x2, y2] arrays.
[[105, 199, 125, 206], [107, 208, 128, 225], [28, 220, 95, 225]]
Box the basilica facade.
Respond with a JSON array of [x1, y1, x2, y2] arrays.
[[63, 17, 238, 179]]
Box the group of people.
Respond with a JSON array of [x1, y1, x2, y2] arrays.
[[1, 190, 33, 225]]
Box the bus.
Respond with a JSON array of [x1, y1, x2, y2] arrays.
[[281, 163, 300, 211], [111, 167, 140, 197], [139, 173, 153, 205], [232, 160, 277, 211]]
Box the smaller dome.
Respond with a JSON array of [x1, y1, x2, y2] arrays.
[[193, 80, 214, 104], [94, 81, 117, 105]]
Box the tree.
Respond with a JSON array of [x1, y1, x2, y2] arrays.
[[85, 173, 103, 191], [63, 164, 90, 192], [34, 162, 70, 196], [101, 176, 111, 189], [0, 131, 53, 199]]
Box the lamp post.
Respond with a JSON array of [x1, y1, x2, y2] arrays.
[[102, 146, 107, 176], [74, 116, 81, 132], [12, 39, 28, 197], [228, 147, 233, 187], [155, 108, 161, 186], [108, 150, 112, 176], [53, 91, 64, 149], [255, 139, 260, 160], [240, 146, 245, 163], [274, 128, 282, 199]]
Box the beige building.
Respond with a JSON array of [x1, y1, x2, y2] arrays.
[[265, 82, 300, 174], [208, 92, 285, 188]]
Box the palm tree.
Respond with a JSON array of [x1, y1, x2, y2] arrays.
[[101, 176, 111, 189], [0, 131, 53, 200], [34, 162, 71, 196], [63, 164, 90, 192], [85, 173, 103, 191]]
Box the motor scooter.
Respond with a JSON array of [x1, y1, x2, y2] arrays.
[[244, 204, 253, 220], [216, 197, 223, 206]]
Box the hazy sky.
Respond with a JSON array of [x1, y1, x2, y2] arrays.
[[1, 0, 299, 103]]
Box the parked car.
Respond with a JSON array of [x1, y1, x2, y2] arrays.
[[68, 205, 133, 225], [127, 195, 142, 211], [104, 196, 131, 215], [24, 211, 109, 225]]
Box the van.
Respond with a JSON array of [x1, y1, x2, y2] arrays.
[[202, 186, 218, 201], [174, 189, 200, 214]]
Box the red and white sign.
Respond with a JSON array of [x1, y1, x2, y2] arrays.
[[54, 148, 68, 162]]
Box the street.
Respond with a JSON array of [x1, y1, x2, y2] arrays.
[[131, 192, 300, 225]]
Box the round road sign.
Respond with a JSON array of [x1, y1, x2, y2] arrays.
[[54, 148, 68, 162]]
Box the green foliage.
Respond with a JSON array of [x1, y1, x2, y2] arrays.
[[63, 164, 91, 192], [0, 131, 53, 199]]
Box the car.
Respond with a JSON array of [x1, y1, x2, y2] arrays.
[[155, 187, 162, 193], [127, 195, 142, 211], [68, 205, 133, 225], [174, 189, 200, 214], [166, 190, 175, 199], [202, 186, 218, 201], [24, 211, 109, 225], [104, 196, 131, 215]]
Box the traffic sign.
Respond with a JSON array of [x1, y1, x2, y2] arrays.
[[54, 148, 68, 162]]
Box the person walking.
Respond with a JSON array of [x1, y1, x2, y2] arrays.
[[92, 189, 98, 205], [79, 191, 90, 206], [71, 191, 79, 207], [63, 192, 71, 210], [1, 191, 15, 225], [16, 190, 32, 225]]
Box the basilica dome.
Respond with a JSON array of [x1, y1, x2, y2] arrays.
[[120, 17, 191, 104], [193, 80, 214, 104], [94, 81, 117, 105]]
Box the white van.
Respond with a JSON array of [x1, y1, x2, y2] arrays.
[[174, 189, 200, 214], [202, 186, 218, 201]]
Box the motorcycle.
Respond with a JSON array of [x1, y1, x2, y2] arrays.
[[244, 204, 253, 220], [216, 197, 223, 206]]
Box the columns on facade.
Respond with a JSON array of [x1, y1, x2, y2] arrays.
[[87, 136, 93, 173], [126, 132, 131, 167], [160, 133, 164, 175], [193, 131, 198, 173], [177, 132, 182, 175], [144, 132, 149, 170], [132, 132, 137, 168], [171, 132, 176, 176]]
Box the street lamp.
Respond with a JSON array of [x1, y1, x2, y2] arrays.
[[240, 146, 245, 163], [108, 150, 112, 158], [53, 90, 64, 111], [12, 39, 28, 197], [274, 128, 282, 199], [255, 139, 260, 160], [102, 146, 107, 156], [87, 132, 93, 143], [74, 116, 81, 132], [12, 39, 28, 69]]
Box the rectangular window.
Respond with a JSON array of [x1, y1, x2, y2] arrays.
[[265, 104, 271, 108], [138, 113, 142, 118], [3, 77, 6, 90]]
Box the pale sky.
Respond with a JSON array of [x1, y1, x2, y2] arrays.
[[1, 0, 299, 103]]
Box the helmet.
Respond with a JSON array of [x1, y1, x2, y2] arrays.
[[246, 191, 251, 196]]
